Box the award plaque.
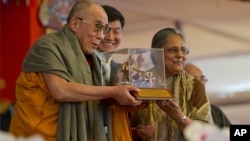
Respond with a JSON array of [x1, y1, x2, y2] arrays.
[[100, 48, 173, 100]]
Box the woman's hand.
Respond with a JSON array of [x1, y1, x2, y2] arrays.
[[156, 99, 183, 121], [124, 101, 149, 112], [136, 124, 155, 139]]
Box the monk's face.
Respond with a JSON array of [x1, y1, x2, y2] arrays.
[[73, 4, 109, 55]]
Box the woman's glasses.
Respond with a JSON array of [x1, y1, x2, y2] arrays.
[[164, 47, 189, 55]]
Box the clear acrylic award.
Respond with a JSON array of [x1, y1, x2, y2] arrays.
[[100, 48, 173, 100]]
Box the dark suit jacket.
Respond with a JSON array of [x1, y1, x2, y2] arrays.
[[211, 104, 231, 128], [109, 61, 121, 85]]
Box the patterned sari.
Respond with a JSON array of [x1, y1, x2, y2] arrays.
[[132, 70, 212, 141]]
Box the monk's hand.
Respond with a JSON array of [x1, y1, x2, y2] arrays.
[[112, 85, 142, 106]]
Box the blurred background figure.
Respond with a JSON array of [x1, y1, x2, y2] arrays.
[[184, 63, 231, 128], [0, 78, 13, 132]]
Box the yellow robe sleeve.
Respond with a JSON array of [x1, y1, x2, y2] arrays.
[[9, 72, 59, 141]]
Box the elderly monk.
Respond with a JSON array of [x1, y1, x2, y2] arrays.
[[9, 1, 141, 141]]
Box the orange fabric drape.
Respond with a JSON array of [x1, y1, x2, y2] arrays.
[[9, 72, 58, 141], [111, 106, 133, 141]]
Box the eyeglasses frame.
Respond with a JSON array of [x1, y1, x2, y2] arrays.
[[164, 47, 190, 55], [76, 17, 111, 35]]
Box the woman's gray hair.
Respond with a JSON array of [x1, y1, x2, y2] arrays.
[[151, 27, 185, 49]]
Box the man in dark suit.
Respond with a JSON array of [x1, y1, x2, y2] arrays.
[[95, 5, 133, 141], [95, 5, 124, 85]]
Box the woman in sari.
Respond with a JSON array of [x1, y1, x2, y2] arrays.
[[131, 27, 213, 141]]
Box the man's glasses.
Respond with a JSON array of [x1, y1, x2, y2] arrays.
[[76, 17, 111, 35], [200, 75, 208, 82], [195, 75, 208, 83], [164, 47, 189, 55]]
